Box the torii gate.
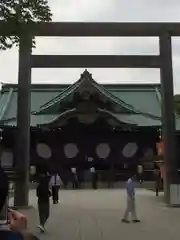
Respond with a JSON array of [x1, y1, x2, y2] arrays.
[[1, 22, 179, 207]]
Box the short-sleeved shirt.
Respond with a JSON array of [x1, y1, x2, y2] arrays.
[[50, 174, 62, 186], [71, 168, 76, 173], [90, 167, 95, 173], [125, 178, 135, 199]]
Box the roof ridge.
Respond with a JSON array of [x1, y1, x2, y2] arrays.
[[35, 70, 161, 119], [38, 73, 86, 111], [36, 70, 92, 114], [91, 77, 136, 111], [90, 76, 160, 119]]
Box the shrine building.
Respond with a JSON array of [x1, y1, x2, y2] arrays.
[[0, 70, 180, 183]]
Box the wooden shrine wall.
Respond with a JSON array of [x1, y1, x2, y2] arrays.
[[30, 129, 157, 173]]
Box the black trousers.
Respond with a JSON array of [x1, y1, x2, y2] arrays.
[[92, 173, 97, 189], [155, 179, 161, 196], [72, 174, 79, 189], [52, 186, 59, 203], [38, 200, 50, 226], [138, 173, 143, 183]]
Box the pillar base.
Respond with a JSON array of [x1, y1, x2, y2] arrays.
[[170, 184, 180, 206], [14, 181, 29, 208]]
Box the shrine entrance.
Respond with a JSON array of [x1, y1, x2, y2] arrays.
[[2, 21, 178, 206], [32, 105, 157, 187]]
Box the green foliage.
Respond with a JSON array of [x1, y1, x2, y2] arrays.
[[0, 0, 52, 50]]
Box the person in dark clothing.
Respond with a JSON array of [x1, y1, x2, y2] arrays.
[[154, 166, 161, 196], [0, 167, 8, 213], [90, 167, 97, 189], [137, 164, 143, 184], [0, 230, 40, 240], [108, 167, 114, 188], [0, 166, 9, 225], [71, 168, 79, 189], [36, 173, 51, 233]]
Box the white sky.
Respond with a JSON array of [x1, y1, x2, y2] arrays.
[[1, 0, 180, 93]]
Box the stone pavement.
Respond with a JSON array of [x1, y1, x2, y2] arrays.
[[9, 189, 180, 240]]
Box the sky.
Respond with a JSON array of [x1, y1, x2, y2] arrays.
[[1, 0, 180, 93]]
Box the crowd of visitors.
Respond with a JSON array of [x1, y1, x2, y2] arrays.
[[0, 162, 165, 238]]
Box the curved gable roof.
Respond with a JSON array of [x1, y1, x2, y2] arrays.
[[0, 70, 167, 128], [35, 70, 160, 120]]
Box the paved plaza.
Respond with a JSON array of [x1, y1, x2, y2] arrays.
[[9, 189, 180, 240]]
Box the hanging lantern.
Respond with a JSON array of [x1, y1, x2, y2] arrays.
[[156, 128, 164, 155], [156, 141, 164, 155]]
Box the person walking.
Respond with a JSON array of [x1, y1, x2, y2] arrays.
[[36, 172, 51, 233], [71, 167, 79, 189], [107, 166, 114, 188], [137, 164, 143, 183], [50, 173, 62, 204], [90, 166, 97, 189], [160, 162, 164, 191], [0, 167, 8, 215], [154, 165, 161, 196], [122, 174, 140, 223]]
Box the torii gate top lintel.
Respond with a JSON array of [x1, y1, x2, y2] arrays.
[[2, 21, 180, 37]]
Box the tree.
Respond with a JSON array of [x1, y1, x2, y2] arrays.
[[0, 0, 52, 50]]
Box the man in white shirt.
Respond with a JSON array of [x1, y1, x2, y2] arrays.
[[71, 167, 76, 174], [50, 173, 62, 204], [90, 167, 95, 173], [122, 174, 140, 223]]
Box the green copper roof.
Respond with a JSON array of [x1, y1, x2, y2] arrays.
[[0, 70, 178, 129], [37, 70, 160, 119]]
